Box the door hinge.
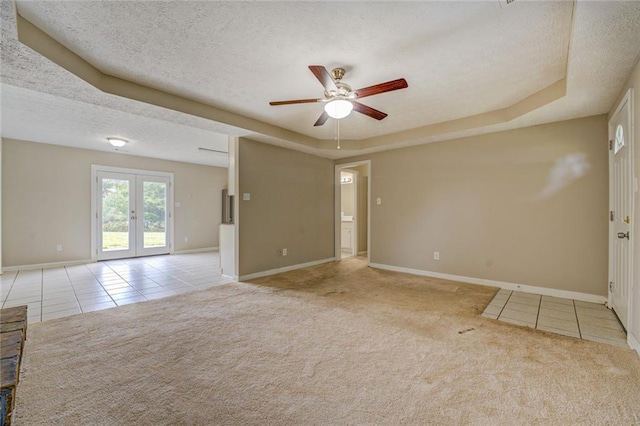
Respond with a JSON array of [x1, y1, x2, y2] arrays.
[[610, 211, 615, 221], [609, 281, 614, 292], [609, 139, 613, 150]]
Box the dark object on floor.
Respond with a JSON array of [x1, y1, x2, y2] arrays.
[[1, 306, 27, 426]]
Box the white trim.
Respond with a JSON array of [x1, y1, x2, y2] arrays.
[[628, 332, 640, 356], [357, 251, 368, 256], [369, 263, 608, 304], [239, 258, 335, 282], [173, 247, 219, 255], [3, 259, 95, 272]]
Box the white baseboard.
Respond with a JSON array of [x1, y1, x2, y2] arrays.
[[239, 258, 335, 281], [3, 258, 95, 272], [173, 246, 219, 255], [369, 263, 607, 304], [629, 332, 640, 355]]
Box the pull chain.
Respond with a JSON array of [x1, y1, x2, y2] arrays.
[[335, 118, 341, 150]]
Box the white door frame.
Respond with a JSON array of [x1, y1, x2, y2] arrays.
[[91, 165, 175, 261], [335, 160, 371, 264], [608, 88, 635, 329]]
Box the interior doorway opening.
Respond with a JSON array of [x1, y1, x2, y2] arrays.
[[335, 161, 371, 263]]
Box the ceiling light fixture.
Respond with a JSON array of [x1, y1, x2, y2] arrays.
[[324, 99, 353, 119], [107, 137, 128, 148]]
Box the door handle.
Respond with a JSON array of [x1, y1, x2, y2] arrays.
[[617, 232, 629, 240]]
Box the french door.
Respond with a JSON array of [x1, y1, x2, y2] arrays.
[[97, 171, 171, 260]]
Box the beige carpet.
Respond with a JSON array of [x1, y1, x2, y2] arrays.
[[15, 257, 640, 425]]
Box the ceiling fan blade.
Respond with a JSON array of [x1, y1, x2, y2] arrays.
[[354, 78, 408, 99], [352, 101, 388, 121], [269, 98, 322, 106], [309, 65, 337, 91], [314, 111, 329, 126]]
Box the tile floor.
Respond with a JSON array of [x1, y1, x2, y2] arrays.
[[0, 252, 233, 324], [482, 289, 628, 347]]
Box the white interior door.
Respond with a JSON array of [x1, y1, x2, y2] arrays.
[[609, 92, 634, 330], [97, 172, 171, 260]]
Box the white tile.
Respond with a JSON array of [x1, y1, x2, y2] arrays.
[[500, 317, 535, 328], [579, 323, 627, 341], [541, 295, 573, 306], [78, 294, 114, 305], [143, 291, 175, 300], [538, 307, 577, 322], [508, 296, 540, 307], [510, 291, 541, 300], [576, 307, 617, 320], [4, 295, 41, 305], [42, 308, 81, 321], [536, 325, 580, 339], [540, 300, 575, 312], [500, 308, 537, 324], [575, 315, 623, 331], [581, 334, 629, 348], [115, 295, 147, 306], [537, 316, 579, 333], [42, 301, 80, 314], [81, 301, 117, 312], [109, 291, 143, 301], [503, 301, 539, 314]]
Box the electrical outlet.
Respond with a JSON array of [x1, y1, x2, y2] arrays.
[[282, 248, 287, 256], [433, 251, 440, 260], [56, 244, 62, 252], [184, 237, 189, 243]]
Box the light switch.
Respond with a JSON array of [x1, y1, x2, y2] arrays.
[[243, 193, 251, 201], [376, 197, 382, 205]]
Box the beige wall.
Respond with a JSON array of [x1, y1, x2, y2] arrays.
[[357, 175, 368, 253], [2, 139, 227, 267], [238, 138, 334, 276], [339, 115, 609, 296], [611, 58, 640, 345]]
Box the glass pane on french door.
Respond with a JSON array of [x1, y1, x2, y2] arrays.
[[102, 179, 130, 250], [138, 177, 169, 255], [98, 172, 136, 260]]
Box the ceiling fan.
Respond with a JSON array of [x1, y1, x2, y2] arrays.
[[269, 65, 408, 127]]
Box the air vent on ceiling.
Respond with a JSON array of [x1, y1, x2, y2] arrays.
[[198, 147, 228, 154]]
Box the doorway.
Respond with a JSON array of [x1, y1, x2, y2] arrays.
[[608, 89, 634, 331], [92, 166, 174, 261], [335, 161, 370, 263]]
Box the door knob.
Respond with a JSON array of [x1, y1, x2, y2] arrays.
[[617, 232, 629, 240]]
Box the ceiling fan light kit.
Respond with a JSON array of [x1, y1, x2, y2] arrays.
[[324, 99, 353, 119], [270, 65, 408, 126]]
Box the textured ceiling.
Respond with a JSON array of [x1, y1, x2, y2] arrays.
[[2, 1, 640, 163]]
